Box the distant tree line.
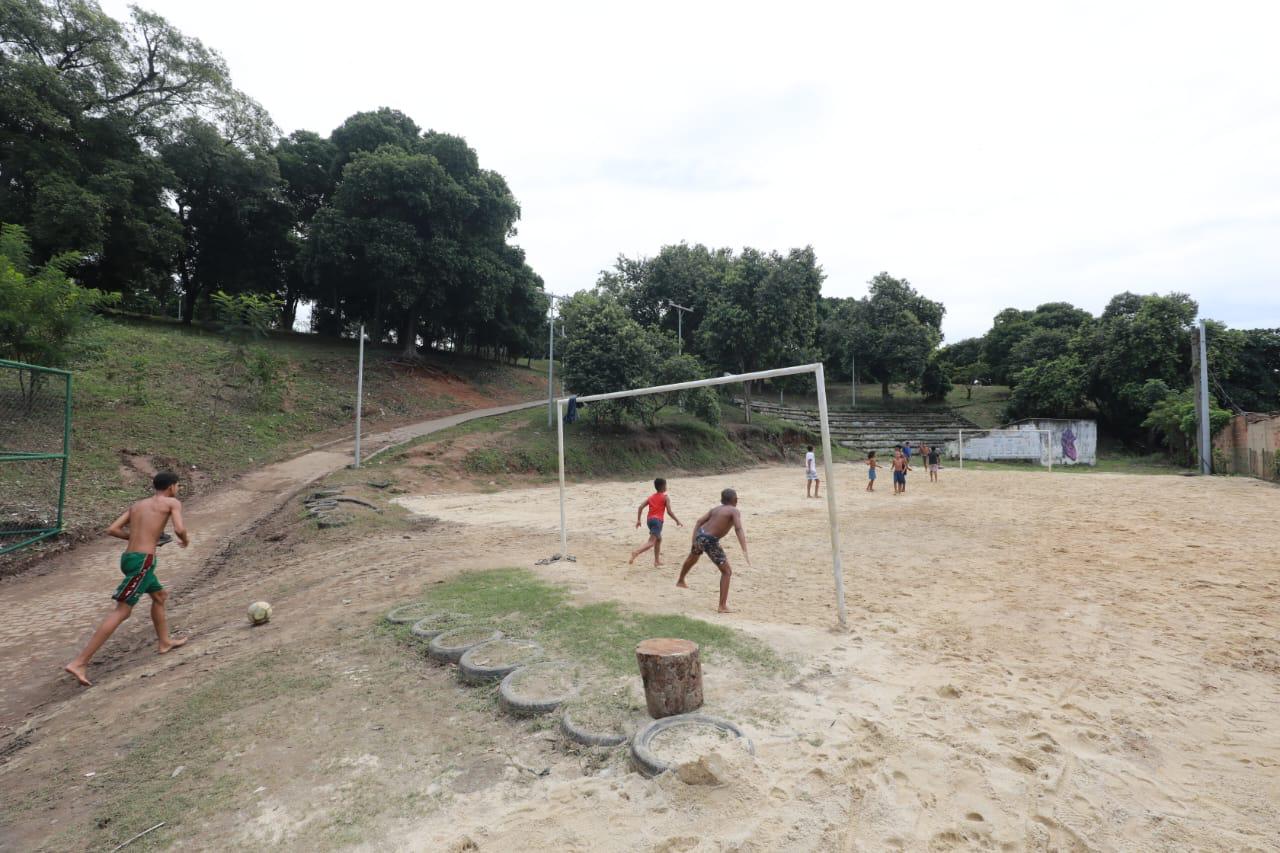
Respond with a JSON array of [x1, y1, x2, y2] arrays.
[[938, 294, 1280, 454], [0, 0, 547, 360]]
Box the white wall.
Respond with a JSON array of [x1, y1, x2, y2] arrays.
[[1012, 419, 1097, 466]]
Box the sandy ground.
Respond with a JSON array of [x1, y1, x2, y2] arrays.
[[2, 461, 1278, 851], [391, 465, 1280, 851]]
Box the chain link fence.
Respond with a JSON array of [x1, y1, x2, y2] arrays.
[[0, 359, 72, 554]]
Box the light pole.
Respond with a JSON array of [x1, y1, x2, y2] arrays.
[[667, 301, 693, 355], [547, 294, 567, 428], [851, 352, 856, 409], [354, 324, 365, 468]]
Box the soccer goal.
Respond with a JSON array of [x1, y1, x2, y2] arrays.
[[554, 362, 849, 628], [950, 428, 1053, 471]]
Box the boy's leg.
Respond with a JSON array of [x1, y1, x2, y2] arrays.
[[653, 535, 662, 566], [64, 601, 133, 686], [717, 559, 733, 613], [676, 552, 699, 588], [629, 535, 657, 564], [814, 478, 820, 498], [149, 589, 187, 654]]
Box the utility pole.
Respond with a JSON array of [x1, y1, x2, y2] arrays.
[[354, 324, 365, 468], [547, 294, 567, 428], [1194, 319, 1212, 474], [851, 353, 856, 409], [667, 301, 693, 355]]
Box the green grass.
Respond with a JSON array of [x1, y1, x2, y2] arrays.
[[959, 453, 1193, 475], [72, 652, 333, 852], [391, 567, 787, 676], [377, 401, 838, 480], [1, 316, 543, 552]]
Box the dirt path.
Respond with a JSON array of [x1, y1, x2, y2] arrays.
[[0, 399, 540, 727]]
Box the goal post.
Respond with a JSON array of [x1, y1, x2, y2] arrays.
[[955, 428, 1053, 471], [555, 362, 849, 628]]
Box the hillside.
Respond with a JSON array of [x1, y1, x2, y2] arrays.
[[1, 317, 546, 563]]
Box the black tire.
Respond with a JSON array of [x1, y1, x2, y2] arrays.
[[427, 626, 503, 664], [458, 639, 543, 684], [409, 612, 469, 641], [630, 714, 755, 777], [560, 707, 630, 748], [384, 602, 436, 625], [498, 662, 580, 717]]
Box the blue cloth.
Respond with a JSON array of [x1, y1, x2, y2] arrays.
[[893, 470, 906, 485], [868, 468, 876, 480], [646, 518, 663, 538], [564, 396, 579, 424]]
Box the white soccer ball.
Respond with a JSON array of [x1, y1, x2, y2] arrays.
[[247, 601, 272, 625]]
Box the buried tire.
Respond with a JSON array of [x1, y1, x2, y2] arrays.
[[409, 612, 470, 641], [560, 707, 631, 748], [498, 661, 581, 717], [458, 638, 543, 684], [427, 625, 503, 664], [630, 714, 755, 777], [385, 602, 436, 625]]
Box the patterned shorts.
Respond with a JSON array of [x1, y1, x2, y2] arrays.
[[690, 531, 728, 567]]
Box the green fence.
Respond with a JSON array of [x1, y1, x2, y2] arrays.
[[0, 359, 72, 554]]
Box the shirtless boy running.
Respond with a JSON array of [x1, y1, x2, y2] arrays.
[[675, 488, 750, 613], [64, 471, 190, 686]]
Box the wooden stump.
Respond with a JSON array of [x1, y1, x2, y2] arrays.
[[636, 638, 704, 719]]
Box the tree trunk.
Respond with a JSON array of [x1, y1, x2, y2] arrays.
[[881, 379, 891, 399], [635, 638, 703, 719], [400, 311, 419, 359], [743, 379, 752, 424]]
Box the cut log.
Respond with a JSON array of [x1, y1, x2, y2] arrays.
[[636, 638, 704, 719]]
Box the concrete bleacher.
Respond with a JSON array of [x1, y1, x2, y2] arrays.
[[738, 399, 980, 457]]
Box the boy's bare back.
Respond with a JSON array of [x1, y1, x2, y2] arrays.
[[113, 495, 187, 553], [699, 504, 740, 539]]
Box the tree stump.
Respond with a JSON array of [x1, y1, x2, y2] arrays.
[[636, 638, 704, 718]]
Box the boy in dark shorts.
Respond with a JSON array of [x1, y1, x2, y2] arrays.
[[64, 472, 190, 686], [629, 477, 682, 566], [891, 447, 912, 495], [676, 488, 750, 613], [927, 445, 941, 482]]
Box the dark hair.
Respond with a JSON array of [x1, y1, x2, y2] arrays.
[[868, 451, 876, 458], [153, 471, 179, 491], [720, 488, 737, 504], [807, 445, 813, 451], [654, 477, 667, 491]]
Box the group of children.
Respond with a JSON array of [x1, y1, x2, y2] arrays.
[[864, 439, 941, 495]]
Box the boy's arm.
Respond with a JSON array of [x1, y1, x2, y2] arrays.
[[666, 496, 681, 526], [692, 510, 710, 540], [636, 500, 647, 527], [733, 511, 750, 565], [106, 509, 131, 540], [169, 499, 190, 547]]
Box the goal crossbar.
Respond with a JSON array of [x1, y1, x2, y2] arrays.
[[555, 362, 848, 628]]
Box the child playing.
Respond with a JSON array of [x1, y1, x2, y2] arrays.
[[64, 471, 190, 687], [676, 488, 750, 613], [804, 445, 820, 498], [629, 478, 682, 566], [865, 451, 882, 491], [928, 445, 941, 482], [892, 447, 912, 495]]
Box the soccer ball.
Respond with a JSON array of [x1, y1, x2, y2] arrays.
[[247, 601, 272, 625]]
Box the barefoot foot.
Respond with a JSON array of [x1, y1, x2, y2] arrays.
[[675, 581, 689, 589], [158, 636, 189, 654], [717, 607, 734, 614], [64, 663, 92, 687]]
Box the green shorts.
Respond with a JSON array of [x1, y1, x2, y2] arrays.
[[113, 552, 162, 606]]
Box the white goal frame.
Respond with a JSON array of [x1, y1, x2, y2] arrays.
[[956, 428, 1053, 471], [555, 362, 848, 628]]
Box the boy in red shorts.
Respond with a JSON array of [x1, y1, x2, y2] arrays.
[[629, 477, 682, 567], [64, 471, 190, 686]]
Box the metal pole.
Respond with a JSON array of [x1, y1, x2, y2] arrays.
[[557, 399, 567, 556], [668, 301, 692, 357], [815, 363, 849, 629], [851, 353, 856, 409], [958, 429, 963, 469], [353, 324, 365, 468], [547, 309, 556, 428], [57, 371, 72, 533], [1197, 319, 1212, 474]]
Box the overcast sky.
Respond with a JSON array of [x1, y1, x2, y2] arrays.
[[106, 0, 1280, 341]]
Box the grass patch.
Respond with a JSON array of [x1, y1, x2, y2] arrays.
[[392, 567, 787, 677], [0, 316, 542, 561], [958, 453, 1192, 475], [73, 651, 333, 852]]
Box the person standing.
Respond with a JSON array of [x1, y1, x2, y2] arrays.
[[804, 445, 820, 498], [629, 478, 682, 566]]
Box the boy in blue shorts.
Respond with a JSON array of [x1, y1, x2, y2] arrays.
[[629, 478, 682, 567]]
